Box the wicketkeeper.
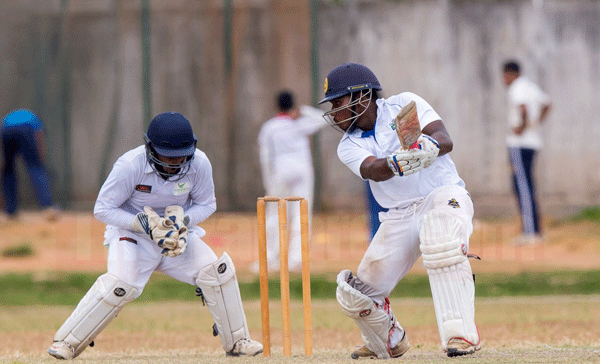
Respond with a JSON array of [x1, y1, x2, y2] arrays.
[[320, 63, 481, 359], [47, 112, 262, 359]]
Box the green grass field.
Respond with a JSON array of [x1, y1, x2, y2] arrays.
[[2, 271, 600, 362], [1, 270, 600, 306]]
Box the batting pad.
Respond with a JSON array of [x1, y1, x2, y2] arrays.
[[54, 273, 138, 358], [336, 270, 392, 358], [419, 210, 479, 349], [196, 253, 249, 352]]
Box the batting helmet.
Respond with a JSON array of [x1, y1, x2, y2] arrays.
[[318, 63, 382, 105], [144, 112, 197, 181]]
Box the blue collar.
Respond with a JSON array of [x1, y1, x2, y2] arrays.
[[361, 128, 375, 138]]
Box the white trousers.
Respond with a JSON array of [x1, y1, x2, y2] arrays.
[[264, 172, 314, 272], [354, 185, 474, 304], [105, 227, 218, 294]]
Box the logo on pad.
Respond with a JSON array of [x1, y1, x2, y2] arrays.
[[359, 309, 371, 317], [114, 288, 126, 297], [448, 198, 460, 208]]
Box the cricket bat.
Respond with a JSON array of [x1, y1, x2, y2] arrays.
[[394, 100, 421, 149]]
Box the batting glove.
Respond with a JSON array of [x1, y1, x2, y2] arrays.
[[387, 135, 439, 177]]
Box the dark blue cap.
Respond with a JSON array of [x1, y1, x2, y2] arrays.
[[145, 112, 197, 157], [318, 63, 382, 104]]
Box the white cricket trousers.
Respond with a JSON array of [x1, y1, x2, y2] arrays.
[[355, 185, 474, 304], [105, 227, 218, 294]]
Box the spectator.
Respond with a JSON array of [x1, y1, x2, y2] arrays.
[[254, 90, 326, 273], [1, 109, 58, 221], [502, 61, 551, 246]]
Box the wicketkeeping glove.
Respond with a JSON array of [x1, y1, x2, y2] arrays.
[[162, 205, 189, 257], [387, 134, 440, 177], [132, 206, 180, 250]]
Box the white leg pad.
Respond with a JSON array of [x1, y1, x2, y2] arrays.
[[196, 253, 249, 352], [336, 270, 393, 359], [419, 210, 479, 349], [54, 273, 138, 358]]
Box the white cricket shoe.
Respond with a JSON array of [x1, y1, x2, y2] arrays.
[[47, 341, 75, 360], [227, 338, 263, 356]]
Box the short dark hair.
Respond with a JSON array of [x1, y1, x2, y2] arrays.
[[277, 91, 294, 112], [503, 60, 520, 74]]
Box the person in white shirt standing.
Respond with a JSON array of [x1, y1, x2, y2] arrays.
[[503, 60, 551, 246], [47, 112, 262, 360], [320, 63, 480, 359], [254, 91, 326, 273]]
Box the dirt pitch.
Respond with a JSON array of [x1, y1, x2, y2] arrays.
[[1, 210, 600, 363]]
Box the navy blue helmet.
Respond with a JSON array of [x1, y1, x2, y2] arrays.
[[144, 112, 197, 180], [319, 63, 382, 132], [318, 63, 382, 105]]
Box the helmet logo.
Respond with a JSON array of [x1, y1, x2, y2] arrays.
[[349, 84, 369, 91], [323, 77, 328, 94]]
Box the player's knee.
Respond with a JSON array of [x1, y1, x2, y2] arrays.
[[419, 210, 468, 269], [97, 273, 142, 302], [196, 253, 236, 288]]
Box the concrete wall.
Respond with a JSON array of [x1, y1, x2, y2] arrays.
[[1, 0, 598, 215], [319, 0, 600, 215]]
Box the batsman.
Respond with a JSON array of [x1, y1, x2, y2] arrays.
[[47, 112, 262, 359], [320, 63, 480, 359]]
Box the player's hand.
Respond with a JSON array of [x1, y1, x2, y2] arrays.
[[162, 205, 189, 257], [416, 134, 440, 169], [132, 206, 179, 249], [386, 135, 439, 176], [512, 125, 525, 135]]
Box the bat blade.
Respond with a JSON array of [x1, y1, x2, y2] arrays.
[[394, 100, 421, 149]]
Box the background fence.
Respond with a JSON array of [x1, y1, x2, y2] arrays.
[[1, 0, 598, 216]]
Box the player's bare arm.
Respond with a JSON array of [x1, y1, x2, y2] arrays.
[[422, 119, 453, 156], [360, 155, 395, 182], [361, 120, 450, 181], [513, 104, 528, 135], [539, 103, 551, 124]]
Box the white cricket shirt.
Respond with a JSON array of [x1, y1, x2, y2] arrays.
[[257, 105, 326, 187], [337, 92, 465, 210], [506, 76, 550, 150], [94, 145, 217, 241]]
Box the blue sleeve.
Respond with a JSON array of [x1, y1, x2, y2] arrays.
[[2, 110, 44, 130]]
